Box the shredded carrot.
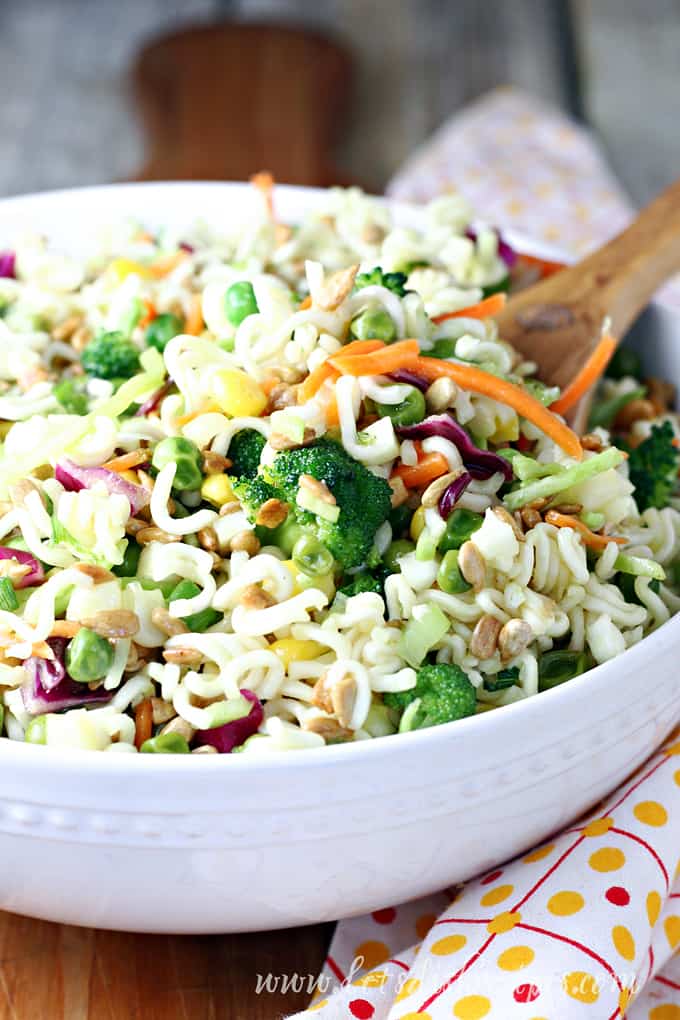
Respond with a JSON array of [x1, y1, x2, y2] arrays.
[[323, 393, 340, 427], [138, 299, 157, 329], [299, 295, 312, 310], [329, 339, 420, 377], [544, 510, 626, 550], [149, 250, 189, 279], [261, 375, 281, 397], [550, 333, 617, 416], [404, 355, 583, 461], [432, 292, 507, 325], [134, 698, 153, 750], [184, 293, 204, 336], [297, 340, 384, 403], [103, 449, 150, 472], [50, 620, 82, 639], [393, 452, 450, 489], [517, 252, 567, 278], [174, 401, 222, 427], [251, 171, 275, 219]]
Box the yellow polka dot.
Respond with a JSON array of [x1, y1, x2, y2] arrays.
[[588, 847, 625, 872], [674, 768, 680, 786], [647, 890, 662, 926], [563, 971, 599, 1004], [452, 994, 491, 1019], [618, 987, 632, 1013], [583, 816, 614, 837], [353, 970, 388, 988], [415, 912, 437, 940], [353, 940, 390, 971], [612, 925, 636, 961], [497, 945, 535, 971], [664, 738, 680, 756], [480, 884, 514, 908], [633, 800, 668, 827], [430, 934, 467, 956], [547, 891, 585, 916], [400, 1014, 432, 1020], [487, 910, 522, 935], [650, 1007, 680, 1020], [664, 915, 680, 949], [523, 843, 554, 863], [395, 977, 420, 1002], [308, 1000, 327, 1011]]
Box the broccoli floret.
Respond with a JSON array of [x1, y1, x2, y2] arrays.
[[338, 570, 386, 598], [228, 429, 266, 479], [234, 475, 280, 519], [384, 662, 476, 729], [628, 421, 680, 511], [355, 267, 408, 298], [81, 331, 141, 381]]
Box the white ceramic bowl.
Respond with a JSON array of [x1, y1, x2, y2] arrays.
[[0, 183, 678, 934]]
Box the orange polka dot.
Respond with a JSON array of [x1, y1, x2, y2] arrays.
[[583, 816, 614, 837], [487, 910, 522, 935], [588, 847, 625, 872], [480, 884, 514, 908], [430, 934, 467, 956], [563, 971, 599, 1003], [353, 940, 390, 970], [415, 913, 437, 940], [664, 738, 680, 756], [395, 977, 420, 1002], [548, 891, 585, 916], [647, 891, 663, 926], [650, 1007, 680, 1020], [664, 915, 680, 949], [674, 768, 680, 787], [633, 800, 668, 827], [497, 945, 535, 971], [523, 844, 554, 864], [453, 995, 491, 1019], [354, 970, 389, 988], [612, 925, 636, 961]]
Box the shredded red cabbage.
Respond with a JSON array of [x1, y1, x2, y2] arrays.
[[387, 369, 430, 392], [56, 458, 149, 514], [466, 228, 517, 268], [135, 380, 172, 417], [396, 414, 513, 482], [22, 638, 111, 714], [439, 471, 473, 518], [195, 690, 263, 753], [0, 546, 44, 588], [0, 252, 15, 279]]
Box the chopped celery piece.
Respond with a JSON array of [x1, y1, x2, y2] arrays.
[[508, 453, 564, 482], [580, 511, 605, 531], [614, 553, 665, 581], [588, 386, 646, 429], [398, 698, 423, 733], [0, 578, 18, 611], [504, 447, 625, 512], [399, 603, 449, 667], [296, 487, 340, 523], [415, 528, 439, 561]]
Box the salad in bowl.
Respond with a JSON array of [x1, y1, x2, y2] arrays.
[[0, 175, 678, 757]]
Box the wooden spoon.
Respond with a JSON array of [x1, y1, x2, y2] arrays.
[[496, 176, 680, 426]]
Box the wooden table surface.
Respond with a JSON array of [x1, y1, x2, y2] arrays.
[[0, 912, 333, 1019]]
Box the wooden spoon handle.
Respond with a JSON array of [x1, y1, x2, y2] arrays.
[[582, 174, 680, 337]]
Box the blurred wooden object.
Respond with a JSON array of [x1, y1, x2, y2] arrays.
[[132, 22, 355, 186], [0, 910, 332, 1019]]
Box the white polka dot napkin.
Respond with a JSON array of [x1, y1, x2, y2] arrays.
[[288, 89, 680, 1020]]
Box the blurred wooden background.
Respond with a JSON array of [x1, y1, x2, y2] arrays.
[[0, 0, 677, 202]]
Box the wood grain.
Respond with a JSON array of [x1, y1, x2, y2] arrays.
[[0, 911, 332, 1019]]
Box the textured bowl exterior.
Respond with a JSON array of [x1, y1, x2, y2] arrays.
[[0, 183, 678, 933]]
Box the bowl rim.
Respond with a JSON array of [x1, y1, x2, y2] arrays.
[[0, 179, 676, 771]]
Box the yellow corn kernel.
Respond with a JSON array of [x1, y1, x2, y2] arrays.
[[269, 638, 325, 670], [201, 474, 235, 507], [490, 417, 519, 444], [211, 369, 267, 418], [107, 258, 152, 283], [410, 505, 426, 541]]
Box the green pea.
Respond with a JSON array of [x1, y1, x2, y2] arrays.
[[66, 627, 114, 683], [25, 715, 47, 745], [168, 580, 221, 632], [375, 386, 426, 427], [140, 733, 191, 754], [538, 650, 588, 691], [388, 503, 413, 537], [439, 508, 484, 553], [349, 308, 396, 342], [292, 535, 334, 577], [152, 436, 203, 491], [428, 338, 456, 359], [269, 518, 311, 556], [383, 539, 415, 573], [437, 549, 472, 594], [224, 281, 258, 326], [113, 540, 141, 578], [145, 312, 184, 353]]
